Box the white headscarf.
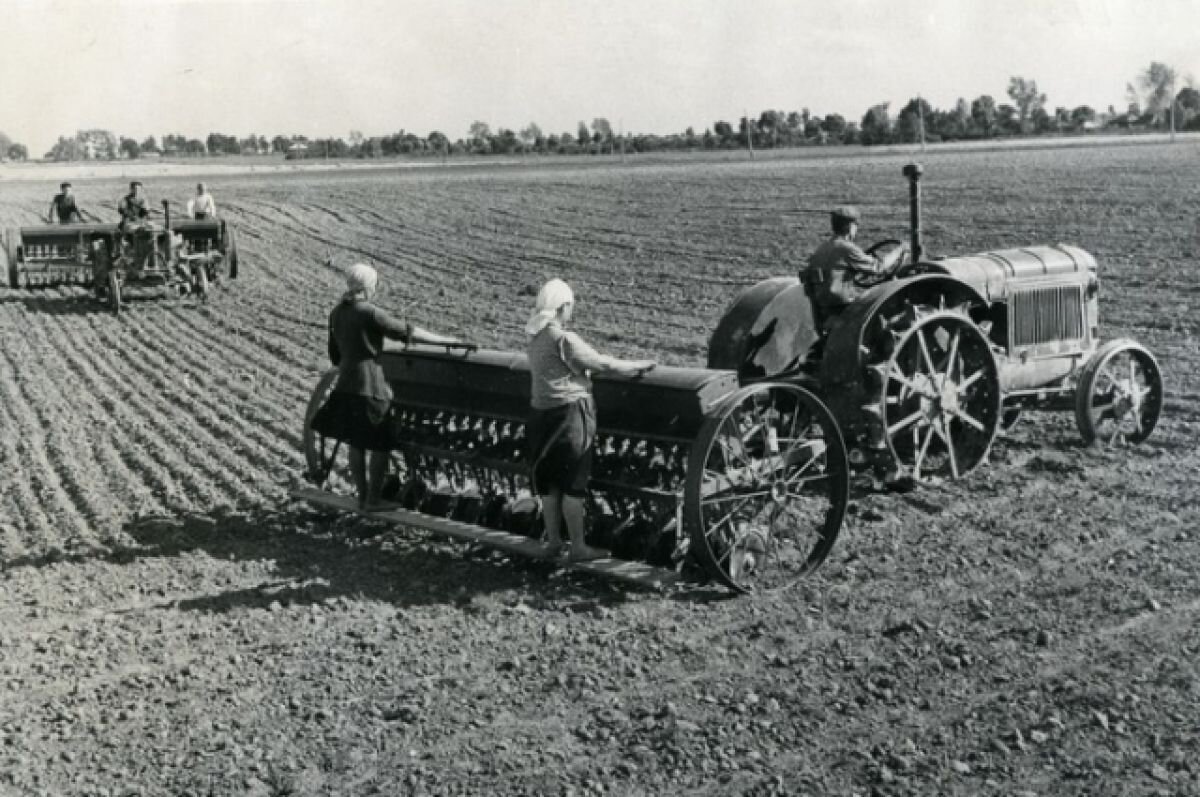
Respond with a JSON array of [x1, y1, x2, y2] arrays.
[[524, 278, 574, 336], [344, 262, 378, 299]]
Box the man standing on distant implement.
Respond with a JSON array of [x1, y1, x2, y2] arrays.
[[187, 182, 216, 219], [47, 182, 84, 224], [802, 205, 906, 331]]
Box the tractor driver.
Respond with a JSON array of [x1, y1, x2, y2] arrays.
[[802, 205, 907, 332], [48, 182, 84, 224], [118, 181, 150, 230]]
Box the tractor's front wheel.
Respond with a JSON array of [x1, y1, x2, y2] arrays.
[[1075, 339, 1163, 446], [871, 305, 1001, 481]]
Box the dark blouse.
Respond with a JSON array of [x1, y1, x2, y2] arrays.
[[327, 298, 412, 401]]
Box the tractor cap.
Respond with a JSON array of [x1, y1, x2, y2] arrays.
[[60, 181, 72, 189], [831, 205, 861, 223], [130, 180, 143, 188]]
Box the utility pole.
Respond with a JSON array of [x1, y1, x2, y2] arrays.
[[745, 109, 755, 159], [1170, 75, 1177, 142], [918, 95, 927, 152]]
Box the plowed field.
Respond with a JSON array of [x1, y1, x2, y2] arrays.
[[0, 143, 1198, 796]]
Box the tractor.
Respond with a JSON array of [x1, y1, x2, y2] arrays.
[[3, 200, 239, 315], [708, 163, 1164, 482]]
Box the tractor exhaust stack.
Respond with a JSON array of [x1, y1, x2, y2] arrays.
[[902, 163, 923, 262]]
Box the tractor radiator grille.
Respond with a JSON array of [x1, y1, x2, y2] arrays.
[[1010, 285, 1085, 347]]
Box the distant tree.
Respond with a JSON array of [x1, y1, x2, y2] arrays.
[[1030, 106, 1053, 133], [270, 135, 290, 154], [519, 122, 542, 151], [7, 143, 28, 161], [970, 95, 997, 137], [1071, 105, 1097, 128], [1007, 76, 1047, 133], [701, 128, 716, 149], [859, 102, 891, 145], [683, 126, 698, 148], [119, 137, 141, 159], [1177, 86, 1200, 128], [576, 122, 590, 147], [468, 121, 491, 151], [140, 135, 159, 153], [186, 139, 206, 156], [712, 120, 734, 146], [427, 130, 449, 154], [996, 104, 1020, 134], [0, 131, 12, 156], [591, 118, 612, 149], [821, 113, 847, 140], [1137, 61, 1178, 126], [895, 98, 932, 143]]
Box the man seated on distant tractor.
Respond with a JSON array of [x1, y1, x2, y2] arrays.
[[47, 182, 84, 224], [801, 205, 906, 333], [117, 181, 150, 230], [187, 182, 216, 220]]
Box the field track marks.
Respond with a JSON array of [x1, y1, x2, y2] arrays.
[[27, 306, 221, 526], [87, 313, 283, 508], [0, 382, 59, 555], [6, 302, 162, 533], [0, 337, 94, 549], [119, 306, 307, 465]]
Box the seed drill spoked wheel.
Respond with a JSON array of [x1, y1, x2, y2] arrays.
[[301, 369, 420, 509], [1074, 339, 1163, 446], [871, 303, 1001, 481], [684, 382, 849, 593]]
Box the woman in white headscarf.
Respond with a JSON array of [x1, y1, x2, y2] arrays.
[[311, 262, 460, 511], [525, 278, 656, 560]]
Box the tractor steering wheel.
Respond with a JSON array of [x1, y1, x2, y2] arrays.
[[851, 238, 909, 288]]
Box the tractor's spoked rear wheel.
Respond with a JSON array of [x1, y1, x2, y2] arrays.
[[876, 306, 1001, 481], [685, 383, 849, 593], [1075, 340, 1163, 446]]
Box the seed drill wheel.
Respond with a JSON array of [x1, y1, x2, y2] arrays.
[[873, 305, 1001, 480], [108, 271, 123, 315], [303, 369, 352, 490], [685, 382, 849, 593], [194, 263, 209, 301], [302, 369, 414, 499], [1075, 339, 1163, 446], [222, 224, 239, 280]]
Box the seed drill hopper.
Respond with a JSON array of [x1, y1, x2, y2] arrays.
[[3, 212, 239, 291], [293, 345, 850, 593]]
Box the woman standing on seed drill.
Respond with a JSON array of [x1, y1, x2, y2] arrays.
[[313, 262, 460, 511], [525, 278, 656, 561]]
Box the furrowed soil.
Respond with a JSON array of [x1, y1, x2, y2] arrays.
[[0, 143, 1197, 796]]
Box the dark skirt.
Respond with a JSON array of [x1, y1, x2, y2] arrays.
[[310, 391, 396, 452], [527, 396, 596, 497]]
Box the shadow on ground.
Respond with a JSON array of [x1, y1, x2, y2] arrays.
[[0, 501, 677, 611]]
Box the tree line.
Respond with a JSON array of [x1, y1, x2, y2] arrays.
[[8, 62, 1197, 163]]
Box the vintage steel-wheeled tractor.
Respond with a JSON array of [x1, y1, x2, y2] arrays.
[[98, 201, 239, 314], [708, 163, 1163, 481], [294, 345, 851, 593], [4, 201, 239, 314]]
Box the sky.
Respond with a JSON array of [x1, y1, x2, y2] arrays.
[[3, 0, 1199, 155]]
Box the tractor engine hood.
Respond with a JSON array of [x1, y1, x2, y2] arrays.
[[917, 245, 1098, 303]]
